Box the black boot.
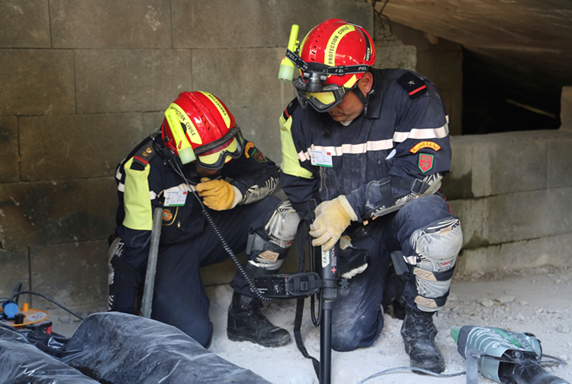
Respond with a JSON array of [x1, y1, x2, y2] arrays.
[[227, 292, 291, 347], [401, 306, 445, 373]]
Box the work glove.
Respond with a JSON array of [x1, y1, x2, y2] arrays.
[[196, 178, 242, 211], [309, 195, 358, 251], [338, 236, 369, 279]]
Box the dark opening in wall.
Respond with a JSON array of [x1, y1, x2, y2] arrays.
[[462, 48, 562, 135]]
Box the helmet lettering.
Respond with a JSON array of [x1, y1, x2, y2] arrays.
[[201, 91, 232, 128], [326, 25, 355, 67]]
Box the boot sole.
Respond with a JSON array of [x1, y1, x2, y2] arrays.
[[227, 330, 291, 348]]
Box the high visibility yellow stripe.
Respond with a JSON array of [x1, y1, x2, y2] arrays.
[[280, 114, 313, 179], [166, 103, 202, 145], [325, 25, 355, 66], [201, 91, 231, 128], [122, 157, 153, 231]]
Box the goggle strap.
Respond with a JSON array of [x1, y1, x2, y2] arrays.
[[286, 50, 368, 76], [286, 50, 308, 71]]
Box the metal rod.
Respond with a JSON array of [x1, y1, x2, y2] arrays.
[[141, 207, 163, 318]]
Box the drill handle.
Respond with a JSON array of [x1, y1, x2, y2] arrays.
[[513, 361, 570, 384]]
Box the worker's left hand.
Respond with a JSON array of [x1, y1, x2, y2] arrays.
[[196, 178, 242, 211], [309, 195, 358, 251]]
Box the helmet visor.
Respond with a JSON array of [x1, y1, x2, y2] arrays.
[[194, 127, 245, 170]]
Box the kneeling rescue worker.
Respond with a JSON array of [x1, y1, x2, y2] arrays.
[[278, 19, 464, 373], [108, 90, 301, 348]]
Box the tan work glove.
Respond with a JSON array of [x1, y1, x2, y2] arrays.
[[196, 178, 242, 211], [309, 195, 358, 251]]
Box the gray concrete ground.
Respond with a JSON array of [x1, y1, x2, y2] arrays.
[[40, 265, 572, 384]]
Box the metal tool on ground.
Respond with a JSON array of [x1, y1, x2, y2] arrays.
[[451, 325, 570, 384]]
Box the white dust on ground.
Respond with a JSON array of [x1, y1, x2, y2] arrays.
[[207, 266, 572, 384], [48, 266, 571, 384]]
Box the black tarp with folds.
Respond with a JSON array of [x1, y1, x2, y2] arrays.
[[0, 312, 271, 384]]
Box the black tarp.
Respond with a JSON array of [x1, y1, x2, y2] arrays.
[[1, 312, 271, 384]]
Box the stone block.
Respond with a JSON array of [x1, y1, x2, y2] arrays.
[[19, 113, 145, 181], [0, 49, 75, 116], [50, 0, 171, 48], [374, 44, 417, 71], [173, 0, 278, 48], [192, 48, 290, 110], [0, 181, 89, 247], [561, 86, 572, 130], [469, 132, 548, 197], [0, 248, 30, 302], [447, 198, 489, 249], [0, 117, 19, 182], [232, 105, 285, 165], [83, 177, 118, 241], [443, 136, 474, 200], [0, 0, 51, 48], [275, 1, 373, 50], [548, 134, 572, 188], [30, 240, 108, 309], [456, 233, 572, 274], [75, 50, 191, 114], [142, 112, 164, 133]]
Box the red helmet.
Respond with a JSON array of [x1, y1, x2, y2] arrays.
[[289, 19, 376, 112], [161, 91, 244, 169]]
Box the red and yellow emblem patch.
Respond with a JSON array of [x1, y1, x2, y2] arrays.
[[162, 209, 173, 222], [418, 153, 434, 173], [245, 142, 267, 163], [410, 141, 441, 154]]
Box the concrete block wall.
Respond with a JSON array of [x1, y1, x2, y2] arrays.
[[444, 127, 572, 273], [0, 0, 373, 311]]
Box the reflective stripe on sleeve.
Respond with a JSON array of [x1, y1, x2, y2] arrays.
[[280, 114, 313, 179], [122, 157, 153, 231]]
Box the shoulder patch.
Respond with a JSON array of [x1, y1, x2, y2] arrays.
[[418, 153, 434, 173], [282, 98, 300, 120], [131, 145, 156, 169], [410, 141, 441, 154], [397, 72, 427, 100], [245, 142, 268, 163]]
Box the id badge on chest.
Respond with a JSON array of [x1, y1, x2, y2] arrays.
[[164, 190, 188, 207], [309, 149, 333, 168]]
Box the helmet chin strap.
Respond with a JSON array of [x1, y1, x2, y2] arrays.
[[351, 85, 374, 114]]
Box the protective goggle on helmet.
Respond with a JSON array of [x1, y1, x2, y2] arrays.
[[161, 91, 245, 170], [280, 19, 376, 112]]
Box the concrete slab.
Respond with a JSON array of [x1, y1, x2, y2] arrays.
[[0, 117, 18, 183], [0, 181, 92, 247], [0, 0, 50, 48], [75, 50, 191, 114], [0, 248, 30, 301], [30, 240, 108, 309], [173, 0, 278, 48], [457, 233, 572, 274], [548, 138, 572, 189], [0, 49, 75, 116], [19, 113, 146, 181], [51, 0, 171, 48], [192, 47, 289, 110]]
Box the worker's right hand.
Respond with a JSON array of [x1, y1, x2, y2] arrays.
[[196, 178, 241, 211], [309, 195, 357, 251]]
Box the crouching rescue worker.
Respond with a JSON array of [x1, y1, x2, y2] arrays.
[[108, 90, 300, 348], [278, 19, 463, 373]]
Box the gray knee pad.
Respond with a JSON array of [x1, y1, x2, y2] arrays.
[[405, 217, 463, 312], [246, 200, 300, 271]]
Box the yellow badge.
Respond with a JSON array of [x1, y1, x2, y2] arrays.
[[410, 141, 441, 154], [244, 142, 255, 158]]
